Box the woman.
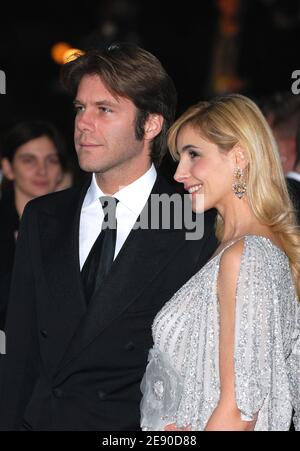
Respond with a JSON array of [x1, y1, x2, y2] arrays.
[[0, 120, 67, 329], [140, 94, 300, 431]]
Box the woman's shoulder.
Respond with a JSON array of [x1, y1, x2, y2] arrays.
[[216, 235, 293, 319], [218, 234, 288, 288], [220, 234, 285, 264]]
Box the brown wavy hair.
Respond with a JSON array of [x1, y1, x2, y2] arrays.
[[61, 42, 177, 167]]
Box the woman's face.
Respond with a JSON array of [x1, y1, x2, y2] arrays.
[[4, 135, 63, 199], [174, 125, 234, 213]]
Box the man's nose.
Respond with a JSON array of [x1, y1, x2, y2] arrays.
[[76, 110, 95, 132]]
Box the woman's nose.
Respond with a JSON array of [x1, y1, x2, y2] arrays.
[[36, 161, 47, 175], [174, 159, 189, 184]]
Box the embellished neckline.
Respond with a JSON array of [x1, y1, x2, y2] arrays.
[[208, 234, 286, 265]]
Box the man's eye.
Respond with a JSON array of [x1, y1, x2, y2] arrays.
[[74, 105, 84, 113], [100, 107, 112, 113]]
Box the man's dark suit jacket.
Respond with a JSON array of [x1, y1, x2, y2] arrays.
[[287, 177, 300, 224], [0, 191, 19, 330], [0, 175, 218, 431]]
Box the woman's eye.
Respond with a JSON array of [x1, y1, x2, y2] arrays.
[[21, 157, 35, 164], [48, 157, 60, 165], [189, 150, 199, 159]]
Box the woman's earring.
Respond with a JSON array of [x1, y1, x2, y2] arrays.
[[232, 166, 247, 199]]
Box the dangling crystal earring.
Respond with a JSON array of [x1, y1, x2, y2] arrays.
[[232, 166, 247, 199]]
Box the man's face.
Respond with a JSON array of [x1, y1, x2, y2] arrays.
[[74, 74, 151, 187]]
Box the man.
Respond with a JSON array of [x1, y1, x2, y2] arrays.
[[0, 43, 217, 430], [271, 98, 300, 223], [283, 128, 300, 223], [275, 124, 300, 223], [262, 91, 300, 223]]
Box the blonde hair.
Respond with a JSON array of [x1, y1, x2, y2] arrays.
[[168, 93, 300, 298]]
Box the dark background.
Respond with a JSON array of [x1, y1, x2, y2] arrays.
[[0, 0, 299, 169]]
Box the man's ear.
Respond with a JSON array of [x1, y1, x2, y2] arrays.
[[1, 158, 15, 181], [144, 114, 164, 141]]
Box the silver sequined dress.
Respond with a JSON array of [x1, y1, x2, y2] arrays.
[[140, 235, 300, 431]]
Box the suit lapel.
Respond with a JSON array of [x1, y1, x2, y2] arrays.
[[56, 226, 184, 377], [55, 175, 186, 376]]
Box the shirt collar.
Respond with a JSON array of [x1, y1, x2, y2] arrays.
[[82, 164, 157, 214], [287, 171, 300, 183]]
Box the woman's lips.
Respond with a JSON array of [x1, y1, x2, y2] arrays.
[[32, 181, 49, 187]]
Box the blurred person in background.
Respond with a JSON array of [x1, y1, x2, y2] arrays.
[[261, 91, 300, 222], [286, 127, 300, 224], [0, 119, 68, 329]]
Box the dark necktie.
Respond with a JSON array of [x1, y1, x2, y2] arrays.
[[81, 196, 118, 304]]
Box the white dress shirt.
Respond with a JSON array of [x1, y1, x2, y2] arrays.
[[79, 164, 157, 269], [286, 171, 300, 183]]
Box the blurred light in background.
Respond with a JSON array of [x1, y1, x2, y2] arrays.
[[51, 42, 84, 65], [62, 48, 84, 64]]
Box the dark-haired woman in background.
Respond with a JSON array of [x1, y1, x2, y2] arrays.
[[0, 120, 67, 329]]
